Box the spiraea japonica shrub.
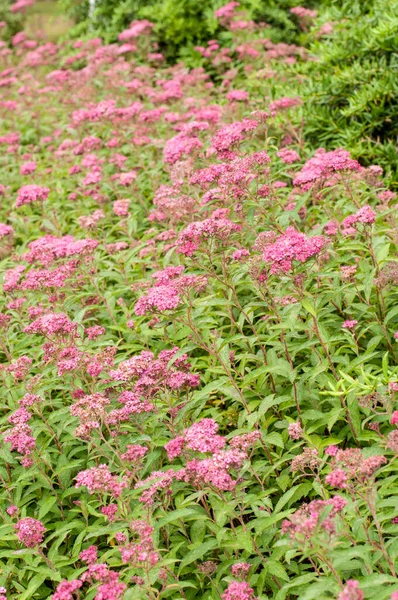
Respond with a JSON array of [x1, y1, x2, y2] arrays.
[[0, 2, 397, 599]]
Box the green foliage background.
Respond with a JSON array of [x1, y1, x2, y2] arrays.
[[59, 0, 398, 184]]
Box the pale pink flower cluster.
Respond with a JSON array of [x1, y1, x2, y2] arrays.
[[215, 2, 240, 23], [7, 355, 32, 380], [338, 580, 364, 600], [20, 160, 36, 175], [231, 562, 251, 578], [136, 446, 247, 504], [210, 118, 258, 157], [118, 19, 154, 41], [24, 312, 78, 337], [0, 223, 13, 239], [135, 285, 181, 315], [113, 199, 130, 216], [282, 495, 347, 539], [75, 464, 127, 497], [109, 347, 200, 395], [15, 184, 49, 207], [135, 265, 207, 315], [176, 209, 241, 256], [119, 520, 159, 567], [14, 517, 45, 547], [85, 325, 105, 340], [288, 421, 303, 440], [150, 183, 196, 221], [165, 418, 226, 459], [79, 545, 98, 564], [226, 90, 249, 102], [341, 205, 376, 235], [22, 235, 98, 266], [325, 448, 387, 488], [121, 444, 147, 462], [293, 148, 361, 190], [222, 581, 256, 600], [277, 148, 300, 163], [78, 209, 105, 229], [164, 133, 204, 164], [52, 579, 83, 600], [2, 266, 27, 294], [269, 96, 302, 113], [342, 320, 358, 330]]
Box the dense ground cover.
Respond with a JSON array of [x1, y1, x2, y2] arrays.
[[0, 2, 398, 599]]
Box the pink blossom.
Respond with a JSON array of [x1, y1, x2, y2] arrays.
[[75, 464, 127, 497], [262, 226, 326, 273], [338, 580, 364, 600], [325, 468, 348, 489], [15, 184, 49, 207], [277, 148, 300, 163], [164, 134, 203, 164], [288, 421, 303, 440], [176, 209, 241, 256], [113, 199, 130, 216], [121, 444, 148, 462], [15, 517, 45, 547], [118, 20, 154, 41], [134, 285, 180, 315], [293, 148, 360, 189], [79, 545, 98, 564], [226, 90, 249, 102], [222, 581, 256, 600], [20, 161, 36, 175], [232, 249, 249, 260], [101, 504, 118, 521], [270, 97, 302, 112], [52, 580, 83, 600], [0, 223, 13, 239], [231, 562, 251, 578], [342, 320, 358, 330], [210, 118, 258, 157], [325, 445, 339, 456]]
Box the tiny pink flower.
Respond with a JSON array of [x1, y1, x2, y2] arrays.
[[325, 468, 348, 489], [342, 320, 358, 330], [288, 421, 303, 440]]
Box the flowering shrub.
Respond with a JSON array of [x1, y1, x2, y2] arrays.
[[0, 4, 397, 600]]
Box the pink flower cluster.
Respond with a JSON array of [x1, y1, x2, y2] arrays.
[[176, 209, 241, 256], [341, 205, 376, 235], [338, 580, 364, 600], [325, 448, 387, 489], [165, 418, 226, 459], [262, 226, 326, 273], [109, 347, 200, 395], [75, 464, 127, 497], [293, 148, 361, 190], [14, 517, 45, 547], [119, 520, 160, 566], [15, 184, 49, 207], [282, 495, 347, 539], [222, 581, 256, 600]]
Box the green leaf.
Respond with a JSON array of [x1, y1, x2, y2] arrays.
[[179, 539, 218, 571]]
